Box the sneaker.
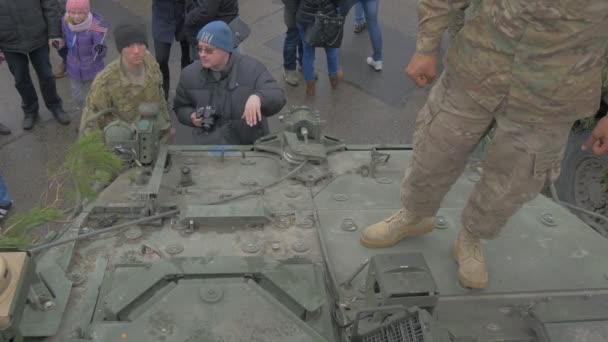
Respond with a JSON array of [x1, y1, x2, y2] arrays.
[[284, 69, 299, 86], [366, 57, 383, 71], [354, 22, 367, 33]]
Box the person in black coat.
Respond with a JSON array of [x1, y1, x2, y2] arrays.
[[152, 0, 191, 100], [174, 21, 285, 145], [0, 0, 70, 129], [184, 0, 238, 60]]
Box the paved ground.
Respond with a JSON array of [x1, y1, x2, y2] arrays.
[[0, 0, 439, 216]]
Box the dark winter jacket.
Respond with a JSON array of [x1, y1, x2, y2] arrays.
[[152, 0, 188, 43], [173, 52, 286, 145], [0, 0, 61, 53], [296, 0, 338, 25], [184, 0, 238, 41], [57, 0, 67, 12], [61, 13, 107, 81]]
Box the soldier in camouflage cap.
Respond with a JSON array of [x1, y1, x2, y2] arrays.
[[361, 0, 608, 289], [80, 23, 174, 141]]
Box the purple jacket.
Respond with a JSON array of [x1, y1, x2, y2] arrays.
[[61, 13, 107, 81]]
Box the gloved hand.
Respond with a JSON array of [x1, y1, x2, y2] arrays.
[[0, 52, 5, 65], [49, 38, 65, 49], [94, 44, 105, 55]]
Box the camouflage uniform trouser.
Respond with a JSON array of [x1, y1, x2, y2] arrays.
[[401, 72, 574, 240]]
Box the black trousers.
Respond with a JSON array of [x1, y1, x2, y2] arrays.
[[3, 45, 63, 115], [154, 39, 192, 100]]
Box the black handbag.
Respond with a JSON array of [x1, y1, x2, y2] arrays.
[[304, 12, 345, 48], [229, 17, 251, 48]]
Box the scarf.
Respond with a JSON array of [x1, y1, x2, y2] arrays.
[[67, 12, 93, 32]]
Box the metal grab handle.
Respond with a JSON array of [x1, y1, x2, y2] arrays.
[[218, 149, 247, 162]]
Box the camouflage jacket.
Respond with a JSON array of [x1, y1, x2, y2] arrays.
[[418, 0, 608, 122], [80, 53, 172, 135]]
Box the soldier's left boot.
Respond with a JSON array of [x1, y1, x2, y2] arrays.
[[453, 228, 488, 289]]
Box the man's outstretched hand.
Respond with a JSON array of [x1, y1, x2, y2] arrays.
[[405, 52, 438, 88], [242, 95, 262, 127], [582, 116, 608, 155]]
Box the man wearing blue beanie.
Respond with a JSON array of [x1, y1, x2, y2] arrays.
[[174, 21, 286, 145]]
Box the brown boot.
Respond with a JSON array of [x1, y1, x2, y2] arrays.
[[329, 67, 343, 89], [360, 209, 434, 248], [306, 80, 316, 97], [453, 229, 489, 289]]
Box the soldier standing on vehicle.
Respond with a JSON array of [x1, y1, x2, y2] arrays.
[[360, 0, 608, 289]]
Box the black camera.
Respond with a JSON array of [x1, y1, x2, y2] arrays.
[[195, 106, 218, 134]]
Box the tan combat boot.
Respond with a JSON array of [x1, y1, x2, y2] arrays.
[[360, 209, 435, 248], [453, 229, 489, 289]]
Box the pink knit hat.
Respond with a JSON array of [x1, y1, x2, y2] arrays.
[[66, 0, 90, 12]]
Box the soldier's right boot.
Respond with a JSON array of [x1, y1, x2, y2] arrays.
[[360, 209, 434, 248]]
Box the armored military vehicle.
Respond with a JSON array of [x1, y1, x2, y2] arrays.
[[1, 106, 608, 342]]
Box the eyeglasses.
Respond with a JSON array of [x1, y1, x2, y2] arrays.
[[197, 46, 216, 55]]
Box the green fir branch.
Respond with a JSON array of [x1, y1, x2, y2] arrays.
[[1, 132, 122, 247]]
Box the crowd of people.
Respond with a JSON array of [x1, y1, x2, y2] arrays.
[[0, 0, 385, 138], [2, 0, 608, 291]]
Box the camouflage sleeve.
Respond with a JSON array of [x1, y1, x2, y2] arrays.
[[417, 0, 471, 55], [79, 76, 112, 136]]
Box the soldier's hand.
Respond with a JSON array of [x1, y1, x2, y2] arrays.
[[582, 116, 608, 155], [0, 52, 4, 65], [405, 53, 438, 88], [242, 95, 262, 127], [190, 112, 203, 127]]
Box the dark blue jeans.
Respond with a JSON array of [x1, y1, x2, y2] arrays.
[[296, 22, 339, 82], [282, 0, 302, 71], [4, 45, 63, 115], [359, 0, 383, 61], [284, 27, 303, 71]]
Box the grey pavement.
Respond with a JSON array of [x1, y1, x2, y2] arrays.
[[0, 0, 435, 216]]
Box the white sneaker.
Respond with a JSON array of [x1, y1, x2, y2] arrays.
[[366, 57, 382, 71]]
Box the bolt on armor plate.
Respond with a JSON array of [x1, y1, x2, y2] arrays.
[[434, 216, 449, 230], [468, 173, 481, 182], [241, 241, 261, 253], [165, 243, 184, 255], [341, 218, 358, 232], [240, 159, 256, 165], [333, 194, 349, 201], [124, 227, 143, 240], [67, 272, 86, 287], [292, 241, 310, 253], [284, 190, 301, 199], [240, 179, 258, 186], [540, 212, 558, 227], [273, 214, 291, 229], [199, 285, 224, 303], [376, 177, 393, 184]]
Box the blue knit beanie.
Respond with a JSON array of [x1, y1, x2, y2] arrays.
[[196, 21, 234, 53]]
